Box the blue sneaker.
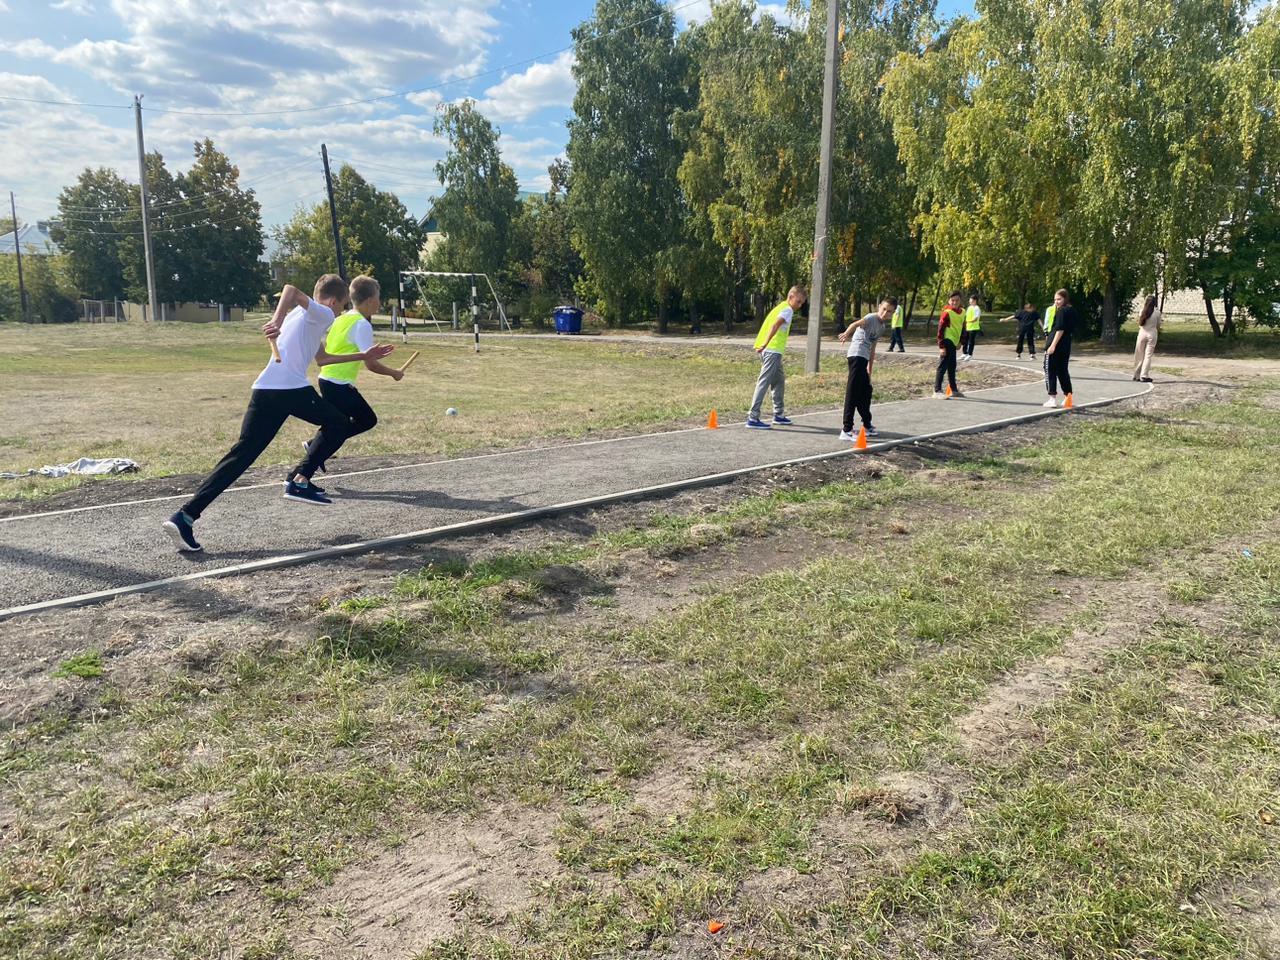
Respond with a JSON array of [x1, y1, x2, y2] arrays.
[[283, 480, 332, 505], [865, 425, 880, 438], [772, 415, 793, 426], [745, 418, 772, 430], [282, 479, 327, 495], [163, 511, 203, 553]]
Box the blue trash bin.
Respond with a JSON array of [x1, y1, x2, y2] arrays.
[[553, 306, 583, 334]]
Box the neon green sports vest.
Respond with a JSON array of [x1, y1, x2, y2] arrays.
[[1044, 304, 1057, 333], [891, 306, 904, 329], [754, 301, 793, 353], [319, 311, 365, 383], [965, 305, 982, 331], [941, 307, 964, 346]]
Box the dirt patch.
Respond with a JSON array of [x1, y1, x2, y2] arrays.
[[295, 806, 559, 958], [1206, 874, 1280, 959], [822, 770, 966, 870], [956, 511, 1280, 760]]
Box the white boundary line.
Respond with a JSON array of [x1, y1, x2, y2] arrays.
[[0, 382, 1151, 621], [0, 358, 1057, 525]]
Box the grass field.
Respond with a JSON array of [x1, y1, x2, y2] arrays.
[[2, 375, 1278, 958], [0, 321, 1013, 503]]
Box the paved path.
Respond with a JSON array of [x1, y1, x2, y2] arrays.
[[0, 358, 1149, 617]]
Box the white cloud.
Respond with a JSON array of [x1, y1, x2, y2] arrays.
[[52, 0, 95, 13], [475, 51, 575, 124]]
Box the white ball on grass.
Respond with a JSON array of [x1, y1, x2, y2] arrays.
[[446, 407, 458, 416]]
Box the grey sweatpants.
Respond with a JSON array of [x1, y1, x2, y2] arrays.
[[749, 351, 786, 420]]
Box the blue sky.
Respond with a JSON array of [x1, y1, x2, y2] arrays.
[[0, 0, 970, 233]]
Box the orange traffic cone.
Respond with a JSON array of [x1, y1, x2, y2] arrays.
[[1064, 393, 1074, 409], [945, 384, 953, 397], [707, 409, 719, 429], [855, 426, 868, 450]]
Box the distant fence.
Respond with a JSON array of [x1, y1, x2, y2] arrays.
[[117, 302, 246, 323]]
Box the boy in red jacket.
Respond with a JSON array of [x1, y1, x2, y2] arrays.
[[932, 291, 966, 399]]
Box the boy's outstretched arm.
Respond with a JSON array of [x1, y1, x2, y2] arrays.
[[364, 355, 404, 381], [837, 316, 866, 342], [314, 343, 395, 367]]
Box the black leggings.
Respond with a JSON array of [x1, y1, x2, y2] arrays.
[[182, 387, 351, 519], [308, 380, 379, 471], [963, 329, 981, 357], [1016, 327, 1037, 355], [934, 341, 958, 393], [889, 328, 905, 352], [843, 356, 873, 432], [1045, 342, 1073, 396]]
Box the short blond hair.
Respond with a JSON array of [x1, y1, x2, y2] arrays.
[[313, 274, 348, 302], [788, 285, 808, 301], [350, 275, 380, 307]]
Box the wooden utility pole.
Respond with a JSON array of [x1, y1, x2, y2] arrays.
[[8, 191, 29, 322], [133, 96, 159, 322], [321, 144, 346, 279]]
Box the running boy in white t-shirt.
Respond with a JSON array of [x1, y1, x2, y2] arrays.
[[747, 285, 807, 429], [163, 274, 394, 553], [302, 275, 404, 474]]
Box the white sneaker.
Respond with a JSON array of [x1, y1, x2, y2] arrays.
[[931, 391, 946, 399], [1042, 397, 1058, 408], [838, 430, 854, 441]]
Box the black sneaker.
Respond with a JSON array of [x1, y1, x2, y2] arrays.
[[282, 478, 326, 495], [301, 440, 326, 474], [283, 480, 332, 505], [163, 511, 203, 552]]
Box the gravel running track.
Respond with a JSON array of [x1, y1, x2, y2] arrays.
[[0, 358, 1150, 617]]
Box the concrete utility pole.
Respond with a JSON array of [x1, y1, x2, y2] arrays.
[[321, 144, 346, 280], [805, 0, 841, 375], [133, 95, 159, 322], [9, 191, 29, 322]]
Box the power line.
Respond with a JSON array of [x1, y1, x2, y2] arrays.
[[44, 158, 319, 214], [0, 0, 705, 119], [39, 172, 321, 226], [49, 188, 329, 237]]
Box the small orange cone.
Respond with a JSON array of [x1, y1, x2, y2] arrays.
[[1064, 393, 1074, 409], [855, 426, 868, 450], [945, 384, 953, 397], [708, 920, 725, 934], [707, 409, 719, 429]]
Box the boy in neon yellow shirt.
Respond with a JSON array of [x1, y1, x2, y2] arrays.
[[962, 293, 982, 360], [747, 285, 807, 429], [302, 275, 405, 473]]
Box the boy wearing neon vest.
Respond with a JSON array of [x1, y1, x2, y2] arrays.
[[163, 275, 395, 553], [1040, 299, 1057, 383], [747, 285, 807, 429], [888, 302, 905, 353], [931, 290, 966, 399], [302, 275, 404, 474], [962, 293, 982, 360]]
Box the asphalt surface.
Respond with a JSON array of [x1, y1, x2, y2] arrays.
[[0, 357, 1149, 615]]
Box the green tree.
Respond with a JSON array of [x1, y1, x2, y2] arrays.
[[1185, 3, 1280, 332], [173, 139, 269, 306], [431, 101, 520, 280], [567, 0, 690, 324], [881, 0, 1253, 342], [273, 164, 423, 295], [0, 253, 78, 323], [50, 168, 133, 301]]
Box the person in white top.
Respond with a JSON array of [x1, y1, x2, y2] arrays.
[[1132, 294, 1161, 383], [163, 274, 394, 553]]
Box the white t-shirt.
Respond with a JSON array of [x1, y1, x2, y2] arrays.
[[319, 317, 374, 384], [252, 300, 336, 391]]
